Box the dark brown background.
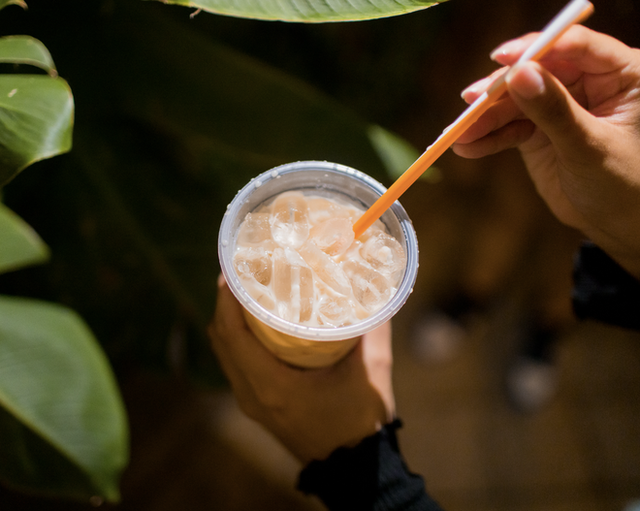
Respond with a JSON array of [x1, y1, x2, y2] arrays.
[[2, 0, 640, 509]]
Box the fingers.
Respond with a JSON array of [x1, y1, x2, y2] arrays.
[[455, 95, 525, 143], [452, 119, 535, 159], [209, 276, 397, 462], [504, 60, 597, 163], [455, 61, 535, 157], [209, 276, 258, 403], [211, 275, 277, 373], [360, 321, 395, 420], [461, 67, 509, 103], [491, 25, 634, 76], [210, 275, 329, 410], [454, 25, 621, 161], [210, 276, 288, 402]]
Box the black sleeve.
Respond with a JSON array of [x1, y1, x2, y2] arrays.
[[572, 241, 640, 330], [297, 419, 445, 511]]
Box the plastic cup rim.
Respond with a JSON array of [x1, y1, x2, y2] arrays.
[[218, 160, 419, 342]]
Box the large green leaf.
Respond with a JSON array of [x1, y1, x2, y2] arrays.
[[0, 74, 74, 187], [0, 202, 49, 274], [0, 295, 129, 502], [0, 0, 27, 11], [146, 0, 444, 22], [0, 35, 56, 75]]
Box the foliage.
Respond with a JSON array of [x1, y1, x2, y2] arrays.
[[0, 35, 73, 186], [0, 4, 128, 503], [0, 294, 128, 502], [0, 0, 432, 504], [147, 0, 442, 23]]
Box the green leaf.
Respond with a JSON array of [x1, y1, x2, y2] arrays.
[[0, 36, 57, 75], [0, 74, 74, 187], [0, 0, 27, 11], [367, 124, 440, 182], [0, 202, 49, 274], [0, 295, 129, 502], [145, 0, 444, 22], [367, 124, 420, 180]]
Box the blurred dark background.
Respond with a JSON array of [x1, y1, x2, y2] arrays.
[[1, 0, 639, 509]]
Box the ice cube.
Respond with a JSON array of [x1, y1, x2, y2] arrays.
[[272, 248, 292, 302], [234, 247, 275, 311], [270, 191, 310, 248], [342, 260, 390, 313], [237, 212, 272, 245], [299, 265, 314, 323], [307, 197, 341, 225], [298, 240, 352, 296], [240, 277, 276, 311], [360, 231, 406, 285], [317, 294, 354, 327], [233, 247, 272, 286], [309, 217, 355, 257], [272, 247, 315, 324]]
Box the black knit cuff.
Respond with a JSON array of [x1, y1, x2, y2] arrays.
[[297, 419, 444, 511], [572, 242, 640, 330]]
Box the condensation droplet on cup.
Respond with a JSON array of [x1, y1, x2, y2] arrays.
[[222, 239, 229, 247], [254, 179, 262, 188], [271, 170, 279, 178]]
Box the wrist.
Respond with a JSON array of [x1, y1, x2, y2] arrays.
[[594, 240, 640, 282], [297, 419, 445, 511], [286, 414, 389, 465], [608, 253, 640, 282]]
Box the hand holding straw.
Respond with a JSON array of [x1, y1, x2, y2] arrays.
[[352, 0, 595, 239]]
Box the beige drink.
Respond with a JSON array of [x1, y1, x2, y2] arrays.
[[218, 161, 418, 368], [234, 191, 406, 329]]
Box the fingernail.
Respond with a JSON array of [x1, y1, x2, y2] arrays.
[[217, 273, 226, 288], [506, 62, 545, 99], [461, 76, 491, 100], [490, 39, 522, 62]]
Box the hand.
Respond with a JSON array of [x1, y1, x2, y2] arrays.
[[209, 275, 396, 465], [453, 25, 640, 279]]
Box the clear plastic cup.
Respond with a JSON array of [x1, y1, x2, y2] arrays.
[[218, 161, 419, 368]]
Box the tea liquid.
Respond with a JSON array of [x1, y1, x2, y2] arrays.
[[233, 191, 406, 327]]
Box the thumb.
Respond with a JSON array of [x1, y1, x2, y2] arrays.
[[506, 61, 594, 158]]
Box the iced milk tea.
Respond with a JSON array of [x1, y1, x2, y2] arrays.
[[218, 161, 418, 367], [233, 191, 407, 328]]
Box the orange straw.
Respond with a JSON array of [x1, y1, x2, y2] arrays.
[[353, 0, 594, 239]]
